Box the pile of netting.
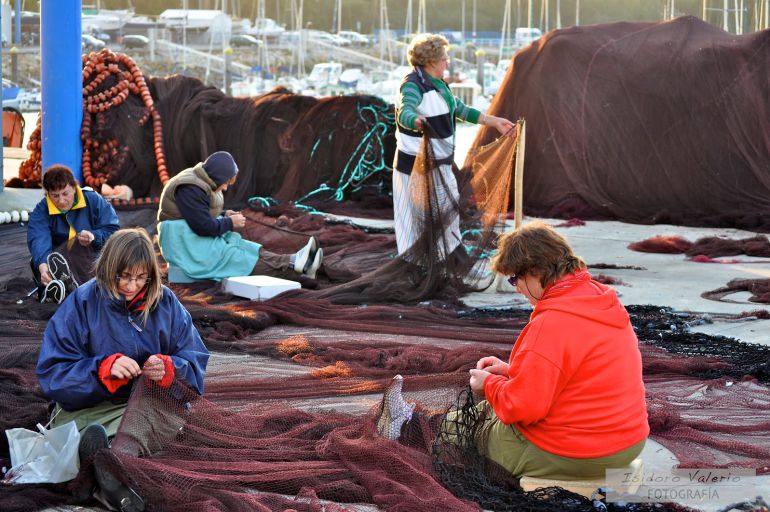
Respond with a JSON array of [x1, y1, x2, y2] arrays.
[[1, 293, 769, 511], [628, 235, 770, 259], [625, 234, 770, 305], [471, 16, 770, 230], [10, 50, 396, 214]]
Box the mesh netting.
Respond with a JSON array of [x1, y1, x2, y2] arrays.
[[1, 289, 769, 511], [470, 17, 770, 230]]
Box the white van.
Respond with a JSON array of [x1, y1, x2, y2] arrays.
[[514, 27, 542, 48]]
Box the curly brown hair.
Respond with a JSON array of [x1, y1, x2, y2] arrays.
[[407, 33, 449, 67], [491, 221, 586, 288]]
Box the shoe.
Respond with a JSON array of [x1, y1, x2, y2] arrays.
[[40, 279, 65, 304], [47, 252, 78, 293], [78, 424, 109, 464], [94, 456, 145, 512], [376, 375, 415, 441], [73, 424, 109, 502], [293, 237, 318, 274], [305, 247, 323, 279]]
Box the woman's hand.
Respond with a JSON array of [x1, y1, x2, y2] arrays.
[[476, 356, 509, 375], [230, 213, 246, 230], [111, 356, 142, 380], [142, 355, 166, 382], [38, 263, 53, 285], [482, 114, 516, 137], [469, 369, 491, 394], [77, 229, 95, 246], [224, 210, 239, 218], [414, 116, 426, 131]]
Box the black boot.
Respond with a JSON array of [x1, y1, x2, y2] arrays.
[[72, 423, 109, 501], [93, 453, 145, 512]]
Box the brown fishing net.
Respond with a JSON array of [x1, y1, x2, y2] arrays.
[[2, 298, 768, 511], [9, 52, 396, 215], [627, 235, 770, 304], [629, 235, 770, 259], [472, 17, 770, 230], [237, 124, 521, 306]]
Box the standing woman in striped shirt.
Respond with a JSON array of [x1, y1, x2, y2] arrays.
[[393, 33, 515, 259]]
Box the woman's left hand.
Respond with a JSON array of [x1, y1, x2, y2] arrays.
[[142, 355, 166, 382], [469, 368, 491, 394], [484, 115, 516, 137]]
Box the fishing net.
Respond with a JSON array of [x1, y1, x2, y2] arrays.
[[10, 50, 396, 215], [269, 125, 522, 306], [472, 17, 770, 230], [629, 235, 770, 259], [1, 298, 768, 511]]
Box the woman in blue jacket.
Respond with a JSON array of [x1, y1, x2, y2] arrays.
[[36, 228, 209, 512], [27, 164, 120, 302]]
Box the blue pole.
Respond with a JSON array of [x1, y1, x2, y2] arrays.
[[14, 0, 20, 45], [41, 0, 83, 183]]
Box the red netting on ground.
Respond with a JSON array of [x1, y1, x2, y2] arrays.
[[629, 235, 770, 258], [471, 17, 770, 230], [0, 293, 768, 511], [702, 278, 770, 305]]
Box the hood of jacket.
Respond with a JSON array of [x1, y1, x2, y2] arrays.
[[531, 272, 629, 329]]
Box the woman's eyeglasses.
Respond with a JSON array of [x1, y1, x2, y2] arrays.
[[116, 275, 150, 286], [507, 275, 518, 287]]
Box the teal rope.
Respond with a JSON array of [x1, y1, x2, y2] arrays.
[[296, 101, 395, 206], [247, 196, 278, 209]]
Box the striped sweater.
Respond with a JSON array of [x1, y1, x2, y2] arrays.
[[394, 67, 481, 175]]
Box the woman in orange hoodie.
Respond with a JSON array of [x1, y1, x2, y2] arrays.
[[467, 221, 649, 478]]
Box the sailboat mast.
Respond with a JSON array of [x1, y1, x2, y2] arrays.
[[499, 0, 510, 63], [417, 0, 427, 34]]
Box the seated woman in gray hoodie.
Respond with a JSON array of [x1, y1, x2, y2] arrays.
[[157, 151, 322, 281]]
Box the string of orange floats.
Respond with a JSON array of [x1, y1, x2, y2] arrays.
[[18, 49, 168, 198]]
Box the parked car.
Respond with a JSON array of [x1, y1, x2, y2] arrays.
[[81, 34, 106, 51], [122, 34, 149, 49], [306, 30, 350, 46], [337, 31, 370, 46], [230, 34, 263, 48], [249, 18, 285, 40]]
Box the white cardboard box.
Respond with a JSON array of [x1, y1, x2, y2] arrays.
[[222, 275, 301, 301]]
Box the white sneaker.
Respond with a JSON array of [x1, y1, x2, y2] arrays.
[[293, 237, 318, 274], [376, 375, 415, 440], [305, 248, 323, 279]]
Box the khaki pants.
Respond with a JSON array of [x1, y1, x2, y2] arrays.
[[251, 249, 299, 279], [443, 401, 645, 479], [50, 399, 185, 458]]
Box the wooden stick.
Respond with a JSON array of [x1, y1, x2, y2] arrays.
[[514, 118, 526, 229]]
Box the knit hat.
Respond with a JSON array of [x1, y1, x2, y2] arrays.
[[202, 151, 239, 186]]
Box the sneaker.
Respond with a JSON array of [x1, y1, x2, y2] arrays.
[[47, 252, 79, 293], [94, 455, 145, 512], [40, 279, 65, 304], [293, 237, 318, 274], [376, 375, 415, 441], [305, 248, 323, 279]]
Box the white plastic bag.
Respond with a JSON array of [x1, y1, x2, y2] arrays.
[[4, 420, 80, 484]]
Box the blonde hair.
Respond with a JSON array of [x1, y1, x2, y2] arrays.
[[94, 228, 162, 323], [407, 33, 449, 67], [491, 221, 586, 288]]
